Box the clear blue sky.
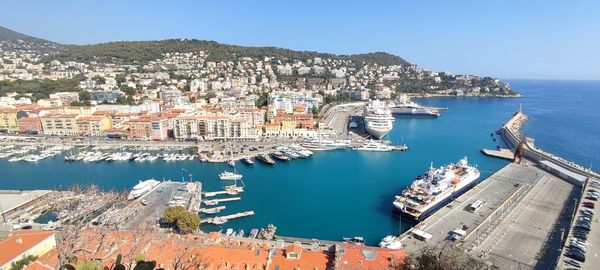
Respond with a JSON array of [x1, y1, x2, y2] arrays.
[[2, 0, 599, 80]]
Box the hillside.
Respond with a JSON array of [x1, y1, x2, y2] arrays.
[[50, 39, 411, 66], [0, 25, 63, 52]]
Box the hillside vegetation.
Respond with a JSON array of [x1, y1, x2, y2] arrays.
[[50, 39, 410, 66]]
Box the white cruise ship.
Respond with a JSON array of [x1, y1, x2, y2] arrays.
[[364, 100, 395, 139], [392, 157, 480, 221], [128, 179, 161, 200]]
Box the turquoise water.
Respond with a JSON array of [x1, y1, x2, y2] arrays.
[[1, 79, 599, 245]]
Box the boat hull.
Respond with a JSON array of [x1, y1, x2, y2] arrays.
[[392, 178, 478, 222], [364, 126, 392, 139]]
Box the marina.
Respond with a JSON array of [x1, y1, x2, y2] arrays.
[[1, 81, 599, 246]]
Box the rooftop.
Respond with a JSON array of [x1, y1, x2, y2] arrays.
[[0, 231, 55, 267]]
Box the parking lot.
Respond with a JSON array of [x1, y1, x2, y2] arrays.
[[120, 181, 193, 230], [558, 177, 600, 269]]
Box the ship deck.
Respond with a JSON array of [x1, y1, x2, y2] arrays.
[[398, 162, 577, 269]]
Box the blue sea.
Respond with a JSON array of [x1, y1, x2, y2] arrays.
[[1, 79, 599, 245]]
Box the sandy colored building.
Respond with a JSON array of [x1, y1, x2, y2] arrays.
[[75, 115, 113, 136], [40, 113, 78, 136], [0, 107, 18, 132]]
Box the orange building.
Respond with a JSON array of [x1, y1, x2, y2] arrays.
[[17, 117, 43, 133]]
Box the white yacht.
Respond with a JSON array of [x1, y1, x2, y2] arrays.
[[219, 171, 243, 181], [128, 179, 161, 200], [379, 235, 403, 249], [364, 99, 395, 139], [354, 140, 394, 152]]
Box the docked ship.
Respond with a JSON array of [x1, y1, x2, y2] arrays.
[[256, 154, 275, 165], [353, 140, 394, 152], [392, 157, 480, 221], [389, 94, 440, 117], [128, 179, 161, 200], [219, 171, 243, 181], [364, 100, 395, 139]]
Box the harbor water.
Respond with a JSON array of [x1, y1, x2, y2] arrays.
[[1, 79, 599, 245]]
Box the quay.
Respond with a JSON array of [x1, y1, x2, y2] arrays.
[[203, 190, 231, 197], [201, 211, 255, 224], [203, 197, 241, 205], [198, 206, 226, 213], [480, 148, 514, 160], [397, 108, 599, 269]]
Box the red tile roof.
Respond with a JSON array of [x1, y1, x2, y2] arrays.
[[0, 231, 55, 266]]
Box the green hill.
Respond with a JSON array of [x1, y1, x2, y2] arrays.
[[51, 39, 411, 66]]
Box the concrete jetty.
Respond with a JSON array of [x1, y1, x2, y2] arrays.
[[481, 148, 514, 160], [203, 197, 241, 205], [201, 211, 255, 224]]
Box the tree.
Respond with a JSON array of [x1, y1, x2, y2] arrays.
[[79, 90, 90, 102], [115, 74, 127, 86], [394, 246, 487, 270], [9, 255, 37, 270], [175, 211, 200, 234], [91, 75, 106, 85], [163, 206, 185, 224], [255, 92, 269, 108]]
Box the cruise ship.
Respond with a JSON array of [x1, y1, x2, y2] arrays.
[[128, 179, 161, 200], [364, 100, 394, 139], [392, 157, 480, 221], [389, 94, 440, 117]]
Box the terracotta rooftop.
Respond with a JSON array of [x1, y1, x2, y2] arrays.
[[24, 248, 58, 270], [0, 231, 55, 267]]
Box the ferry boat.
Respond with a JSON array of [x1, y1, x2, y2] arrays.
[[392, 157, 480, 222], [128, 179, 161, 200], [364, 99, 395, 139], [353, 140, 394, 152], [256, 154, 275, 165], [389, 94, 440, 118], [219, 171, 243, 181]]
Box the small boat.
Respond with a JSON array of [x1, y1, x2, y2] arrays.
[[204, 200, 218, 206], [228, 160, 236, 167], [225, 228, 234, 236], [249, 228, 259, 238], [379, 235, 403, 249], [241, 157, 254, 165], [219, 171, 243, 181], [271, 152, 290, 161], [236, 229, 245, 237], [256, 154, 275, 165], [343, 236, 365, 245], [212, 217, 227, 225]]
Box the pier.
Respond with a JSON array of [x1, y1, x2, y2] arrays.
[[480, 148, 514, 160], [203, 197, 241, 205], [203, 190, 231, 197], [198, 206, 226, 213], [201, 211, 255, 224]]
